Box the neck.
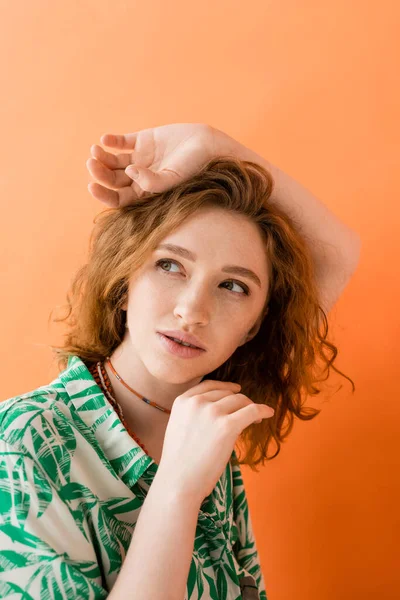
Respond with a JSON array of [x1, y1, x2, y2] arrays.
[[104, 340, 203, 437]]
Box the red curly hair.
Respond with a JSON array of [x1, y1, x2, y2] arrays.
[[49, 156, 355, 470]]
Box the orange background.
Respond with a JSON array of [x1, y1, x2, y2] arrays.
[[1, 2, 398, 599]]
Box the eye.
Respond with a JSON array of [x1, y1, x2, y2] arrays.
[[156, 259, 181, 274], [155, 258, 250, 296], [221, 280, 250, 295]]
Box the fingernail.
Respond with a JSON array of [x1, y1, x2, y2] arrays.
[[127, 166, 139, 178]]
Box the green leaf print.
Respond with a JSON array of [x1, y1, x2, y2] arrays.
[[0, 356, 269, 600]]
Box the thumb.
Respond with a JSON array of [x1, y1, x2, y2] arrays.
[[125, 165, 180, 193]]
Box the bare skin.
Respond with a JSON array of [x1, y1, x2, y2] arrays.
[[86, 123, 270, 463]]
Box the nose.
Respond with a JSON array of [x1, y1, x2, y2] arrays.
[[173, 286, 210, 326]]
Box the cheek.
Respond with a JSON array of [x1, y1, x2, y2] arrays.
[[219, 327, 247, 352], [127, 278, 168, 317]]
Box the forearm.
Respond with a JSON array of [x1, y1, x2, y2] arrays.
[[108, 468, 201, 600], [210, 126, 361, 275]]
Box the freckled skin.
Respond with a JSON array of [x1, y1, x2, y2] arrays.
[[105, 206, 270, 446]]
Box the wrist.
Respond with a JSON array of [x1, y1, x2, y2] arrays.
[[154, 465, 204, 509], [209, 126, 254, 163], [210, 126, 278, 182]]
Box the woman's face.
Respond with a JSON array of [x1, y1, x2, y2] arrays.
[[121, 206, 270, 384]]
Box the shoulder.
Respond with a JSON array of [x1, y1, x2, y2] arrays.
[[0, 384, 61, 444], [0, 356, 115, 486], [0, 381, 92, 493], [0, 355, 99, 446]]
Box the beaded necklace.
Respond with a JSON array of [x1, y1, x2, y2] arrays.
[[87, 359, 155, 455]]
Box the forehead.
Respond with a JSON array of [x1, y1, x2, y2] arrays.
[[157, 208, 271, 286], [164, 207, 262, 244]]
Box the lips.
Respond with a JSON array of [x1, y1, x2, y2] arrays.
[[157, 333, 205, 358], [165, 335, 198, 348], [158, 330, 206, 350]]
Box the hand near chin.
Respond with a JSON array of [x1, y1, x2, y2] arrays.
[[86, 123, 224, 208]]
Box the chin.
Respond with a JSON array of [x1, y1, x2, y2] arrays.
[[146, 362, 205, 386]]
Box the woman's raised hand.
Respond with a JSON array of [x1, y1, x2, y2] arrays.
[[157, 379, 275, 504], [86, 122, 220, 208]]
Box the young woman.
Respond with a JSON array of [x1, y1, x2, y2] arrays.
[[0, 123, 359, 600]]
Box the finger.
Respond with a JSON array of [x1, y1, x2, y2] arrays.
[[197, 390, 245, 407], [228, 403, 275, 430], [87, 183, 119, 208], [87, 181, 142, 208], [86, 156, 133, 189], [100, 132, 139, 151], [90, 144, 135, 170], [125, 165, 181, 193], [90, 143, 135, 172], [214, 393, 274, 418], [179, 380, 241, 400]]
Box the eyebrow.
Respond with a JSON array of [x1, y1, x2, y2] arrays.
[[155, 243, 262, 288]]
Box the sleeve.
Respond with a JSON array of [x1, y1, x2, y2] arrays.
[[0, 439, 108, 600], [231, 454, 268, 600]]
